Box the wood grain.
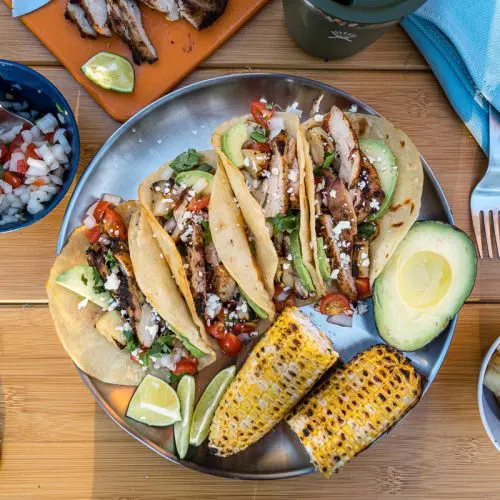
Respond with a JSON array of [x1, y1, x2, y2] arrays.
[[0, 0, 427, 70], [0, 304, 498, 499], [0, 67, 490, 303]]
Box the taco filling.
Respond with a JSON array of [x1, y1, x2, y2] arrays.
[[149, 150, 263, 357]]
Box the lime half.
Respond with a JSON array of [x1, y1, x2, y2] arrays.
[[126, 374, 181, 427], [174, 375, 196, 459], [189, 365, 236, 447], [82, 51, 135, 93]]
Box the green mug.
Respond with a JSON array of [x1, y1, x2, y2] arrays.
[[283, 0, 428, 59]]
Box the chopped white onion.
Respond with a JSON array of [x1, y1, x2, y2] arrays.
[[26, 158, 49, 176], [30, 126, 41, 140], [269, 116, 285, 139], [161, 166, 174, 181], [49, 174, 63, 186], [102, 193, 123, 205], [57, 112, 66, 124], [50, 144, 68, 163], [191, 178, 208, 194], [36, 113, 58, 134], [86, 201, 99, 217], [53, 128, 71, 154], [37, 143, 56, 165], [21, 129, 33, 143], [83, 214, 96, 229], [327, 314, 354, 328]]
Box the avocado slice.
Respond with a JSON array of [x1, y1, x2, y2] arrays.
[[374, 221, 477, 351], [175, 170, 214, 195], [359, 138, 398, 221], [316, 237, 331, 281], [56, 265, 112, 309], [222, 122, 249, 167], [240, 289, 268, 319], [290, 229, 315, 292]]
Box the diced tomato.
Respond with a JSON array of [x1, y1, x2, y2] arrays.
[[250, 101, 274, 129], [85, 225, 101, 243], [21, 124, 31, 132], [103, 207, 127, 240], [355, 277, 371, 299], [9, 135, 23, 155], [232, 322, 257, 334], [242, 139, 271, 153], [3, 171, 23, 188], [218, 333, 242, 357], [207, 321, 226, 339], [16, 159, 28, 175], [44, 132, 55, 143], [275, 294, 296, 313], [322, 112, 331, 133], [32, 177, 46, 187], [172, 356, 198, 375], [25, 143, 41, 160], [187, 195, 210, 212], [93, 200, 111, 222], [0, 142, 9, 162], [318, 293, 353, 316]]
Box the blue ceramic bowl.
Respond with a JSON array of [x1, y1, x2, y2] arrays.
[[0, 60, 80, 233]]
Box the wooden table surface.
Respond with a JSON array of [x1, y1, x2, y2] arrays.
[[0, 1, 498, 498]]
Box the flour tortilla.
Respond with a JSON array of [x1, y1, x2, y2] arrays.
[[212, 112, 322, 298]]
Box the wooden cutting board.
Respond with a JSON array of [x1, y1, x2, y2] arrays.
[[3, 0, 268, 121]]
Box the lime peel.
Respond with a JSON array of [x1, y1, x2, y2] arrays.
[[174, 375, 196, 460]]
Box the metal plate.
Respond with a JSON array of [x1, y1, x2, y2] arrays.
[[57, 73, 456, 480]]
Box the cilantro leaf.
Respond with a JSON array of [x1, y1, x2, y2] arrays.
[[123, 328, 138, 352], [170, 149, 203, 173], [250, 126, 267, 143], [266, 214, 298, 235], [148, 333, 174, 357], [201, 220, 212, 243], [322, 152, 335, 169], [105, 250, 117, 269], [165, 371, 183, 384], [92, 268, 106, 295], [81, 274, 88, 286]]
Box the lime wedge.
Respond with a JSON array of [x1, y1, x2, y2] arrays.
[[174, 375, 196, 459], [126, 374, 181, 427], [189, 365, 236, 447], [81, 52, 135, 93]]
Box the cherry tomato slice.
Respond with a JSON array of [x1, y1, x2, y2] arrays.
[[93, 200, 111, 223], [207, 321, 226, 339], [3, 171, 23, 188], [275, 293, 296, 313], [16, 159, 28, 175], [355, 277, 371, 299], [85, 225, 101, 243], [0, 142, 9, 162], [322, 112, 331, 133], [218, 333, 242, 357], [318, 293, 353, 316], [25, 143, 41, 160], [9, 135, 23, 155], [187, 195, 210, 212], [242, 139, 271, 153], [232, 322, 257, 334], [172, 356, 198, 375], [103, 206, 127, 241], [250, 101, 274, 129]]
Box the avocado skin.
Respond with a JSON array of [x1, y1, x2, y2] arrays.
[[373, 221, 477, 351]]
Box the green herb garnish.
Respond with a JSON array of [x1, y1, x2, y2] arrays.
[[170, 149, 203, 173], [123, 328, 138, 352], [266, 213, 299, 236], [105, 249, 117, 269], [322, 152, 335, 169], [358, 222, 377, 241], [148, 333, 175, 358], [165, 371, 183, 384], [201, 220, 212, 243], [81, 274, 88, 286], [92, 268, 106, 295], [197, 163, 214, 173], [250, 126, 267, 143]]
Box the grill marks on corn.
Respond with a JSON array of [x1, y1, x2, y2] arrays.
[[208, 308, 338, 457], [287, 344, 423, 477]]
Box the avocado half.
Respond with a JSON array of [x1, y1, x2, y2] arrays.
[[373, 221, 477, 351]]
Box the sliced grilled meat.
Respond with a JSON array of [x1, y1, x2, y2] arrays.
[[188, 223, 206, 316], [328, 105, 361, 188], [80, 0, 112, 36], [65, 1, 97, 38], [213, 265, 238, 301], [177, 0, 227, 30], [138, 0, 178, 16], [306, 126, 334, 166], [151, 179, 188, 217], [352, 237, 370, 279], [285, 137, 300, 210], [350, 157, 385, 223], [107, 0, 158, 64], [262, 132, 289, 217], [204, 241, 219, 266], [319, 214, 357, 301]]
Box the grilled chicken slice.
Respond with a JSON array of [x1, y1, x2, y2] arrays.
[[139, 0, 179, 17], [285, 138, 300, 210], [213, 265, 238, 301], [65, 1, 97, 38], [262, 132, 289, 217], [188, 223, 206, 316], [352, 237, 370, 279], [319, 214, 357, 301], [151, 180, 188, 217], [107, 0, 158, 64], [328, 105, 361, 188], [350, 157, 385, 223], [204, 241, 219, 266], [87, 242, 143, 333], [306, 126, 334, 166], [80, 0, 112, 36], [177, 0, 227, 30], [137, 303, 159, 348]]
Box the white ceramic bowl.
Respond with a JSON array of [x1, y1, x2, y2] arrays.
[[478, 336, 500, 451]]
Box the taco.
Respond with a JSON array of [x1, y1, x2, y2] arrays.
[[301, 104, 424, 306], [47, 198, 215, 385], [138, 150, 274, 357], [212, 102, 322, 311]]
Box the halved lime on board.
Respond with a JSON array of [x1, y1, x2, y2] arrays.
[[189, 365, 236, 447], [126, 374, 181, 427], [81, 52, 135, 93], [174, 375, 196, 459]]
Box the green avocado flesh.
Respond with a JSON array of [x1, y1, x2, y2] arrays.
[[359, 138, 398, 221], [290, 229, 315, 292], [222, 123, 248, 166], [175, 170, 213, 195], [56, 265, 112, 309], [316, 237, 331, 281], [240, 289, 268, 319], [374, 222, 477, 351]]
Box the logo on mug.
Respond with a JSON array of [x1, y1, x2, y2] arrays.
[[328, 31, 357, 43]]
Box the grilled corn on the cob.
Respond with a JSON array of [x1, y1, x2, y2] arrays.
[[208, 307, 338, 457], [287, 344, 423, 477]]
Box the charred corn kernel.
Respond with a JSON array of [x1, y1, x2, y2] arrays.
[[287, 344, 423, 477], [208, 307, 338, 457]]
